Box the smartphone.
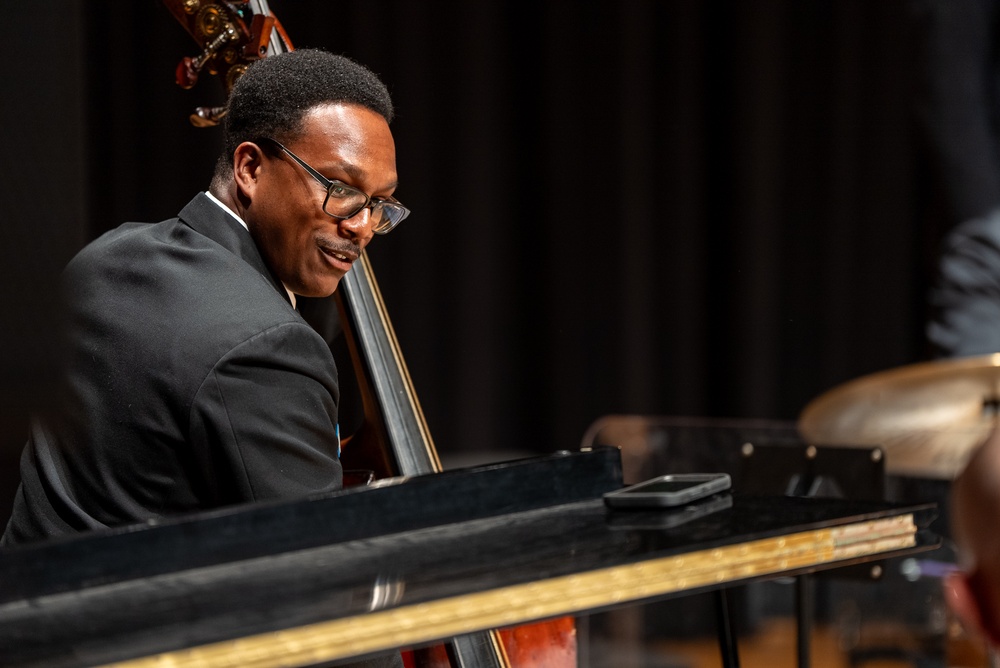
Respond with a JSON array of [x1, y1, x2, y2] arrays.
[[603, 473, 732, 509], [605, 492, 733, 530]]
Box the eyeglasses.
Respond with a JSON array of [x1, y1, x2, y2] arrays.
[[261, 137, 411, 234]]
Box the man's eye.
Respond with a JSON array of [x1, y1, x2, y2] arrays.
[[329, 184, 351, 199]]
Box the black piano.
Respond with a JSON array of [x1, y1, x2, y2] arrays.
[[0, 446, 937, 667]]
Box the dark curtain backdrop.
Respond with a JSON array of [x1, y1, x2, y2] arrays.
[[0, 1, 945, 520]]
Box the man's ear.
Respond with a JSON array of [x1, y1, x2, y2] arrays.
[[232, 142, 266, 201]]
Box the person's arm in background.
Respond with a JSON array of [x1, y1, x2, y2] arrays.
[[928, 213, 1000, 357]]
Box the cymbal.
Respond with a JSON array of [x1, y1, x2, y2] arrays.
[[798, 353, 1000, 479]]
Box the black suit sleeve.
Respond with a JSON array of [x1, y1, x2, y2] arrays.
[[928, 212, 1000, 357], [188, 320, 343, 504]]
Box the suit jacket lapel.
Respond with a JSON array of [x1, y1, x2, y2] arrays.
[[176, 193, 291, 306]]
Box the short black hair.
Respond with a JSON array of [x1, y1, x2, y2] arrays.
[[214, 49, 394, 182]]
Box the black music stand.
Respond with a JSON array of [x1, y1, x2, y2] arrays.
[[737, 441, 886, 668]]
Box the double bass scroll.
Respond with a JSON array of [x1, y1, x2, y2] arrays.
[[163, 0, 289, 126]]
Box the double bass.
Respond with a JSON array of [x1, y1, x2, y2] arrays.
[[161, 2, 575, 666]]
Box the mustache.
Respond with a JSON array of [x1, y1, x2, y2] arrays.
[[316, 235, 361, 258]]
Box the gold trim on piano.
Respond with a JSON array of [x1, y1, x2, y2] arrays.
[[103, 514, 917, 668]]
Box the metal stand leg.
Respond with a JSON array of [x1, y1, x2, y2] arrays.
[[796, 574, 814, 668], [715, 589, 741, 668]]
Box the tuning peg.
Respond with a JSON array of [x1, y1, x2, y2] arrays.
[[189, 106, 226, 128], [175, 56, 201, 89], [173, 22, 237, 89]]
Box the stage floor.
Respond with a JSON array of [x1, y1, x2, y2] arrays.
[[586, 614, 990, 668]]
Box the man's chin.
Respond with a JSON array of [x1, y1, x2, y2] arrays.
[[296, 277, 342, 299]]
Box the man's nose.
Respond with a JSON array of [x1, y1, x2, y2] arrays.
[[339, 207, 375, 242]]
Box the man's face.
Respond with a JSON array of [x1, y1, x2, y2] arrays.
[[245, 102, 398, 298]]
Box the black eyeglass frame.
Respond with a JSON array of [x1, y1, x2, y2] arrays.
[[259, 137, 410, 234]]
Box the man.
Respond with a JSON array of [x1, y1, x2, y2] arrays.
[[2, 49, 408, 546]]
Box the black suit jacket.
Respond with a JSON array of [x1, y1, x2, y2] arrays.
[[3, 194, 344, 544]]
